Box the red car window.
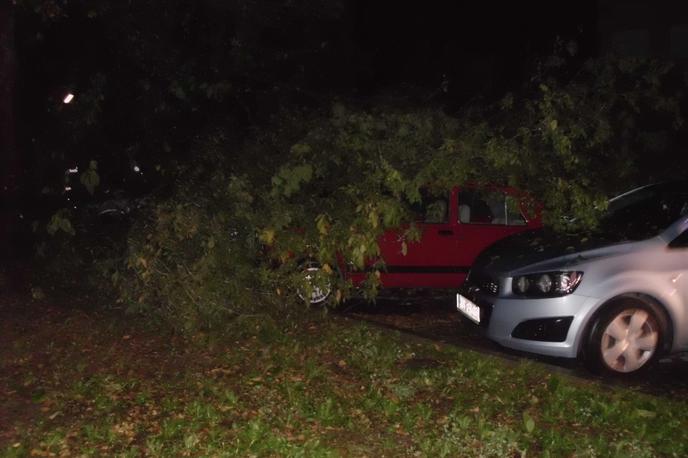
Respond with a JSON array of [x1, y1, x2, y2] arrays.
[[458, 189, 527, 226], [407, 189, 450, 224]]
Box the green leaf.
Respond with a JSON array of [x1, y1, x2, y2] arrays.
[[47, 210, 75, 236], [80, 161, 100, 195], [316, 214, 330, 235], [635, 409, 656, 418], [290, 143, 312, 155], [523, 412, 535, 433], [272, 164, 313, 197], [546, 376, 560, 393], [259, 229, 276, 246]]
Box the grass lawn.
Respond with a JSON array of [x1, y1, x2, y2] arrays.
[[1, 293, 687, 457]]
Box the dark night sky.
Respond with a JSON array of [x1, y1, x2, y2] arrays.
[[17, 1, 599, 104], [353, 1, 597, 95]]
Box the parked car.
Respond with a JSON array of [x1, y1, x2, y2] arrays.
[[457, 180, 688, 375], [300, 185, 542, 303]]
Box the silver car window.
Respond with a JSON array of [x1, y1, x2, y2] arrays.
[[669, 228, 688, 248], [600, 182, 688, 240]]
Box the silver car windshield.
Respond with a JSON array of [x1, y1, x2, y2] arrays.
[[599, 182, 688, 241]]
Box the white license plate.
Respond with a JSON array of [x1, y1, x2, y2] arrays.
[[456, 293, 480, 324]]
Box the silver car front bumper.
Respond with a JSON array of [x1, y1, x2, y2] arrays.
[[464, 291, 601, 359]]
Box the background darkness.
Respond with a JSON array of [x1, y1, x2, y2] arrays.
[[15, 1, 599, 115], [353, 1, 597, 97]]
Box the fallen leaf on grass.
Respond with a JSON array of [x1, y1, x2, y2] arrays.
[[209, 367, 233, 375]]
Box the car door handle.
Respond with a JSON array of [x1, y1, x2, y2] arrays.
[[438, 230, 454, 236]]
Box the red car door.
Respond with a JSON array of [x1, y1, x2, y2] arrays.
[[375, 188, 463, 288], [453, 187, 541, 276]]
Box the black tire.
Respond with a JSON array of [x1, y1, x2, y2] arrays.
[[584, 297, 668, 376]]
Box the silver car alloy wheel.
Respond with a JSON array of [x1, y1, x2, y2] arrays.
[[600, 308, 659, 373], [297, 265, 331, 304]]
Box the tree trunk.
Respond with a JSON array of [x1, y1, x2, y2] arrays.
[[0, 0, 18, 267]]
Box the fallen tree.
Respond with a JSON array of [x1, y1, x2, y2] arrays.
[[97, 57, 688, 330]]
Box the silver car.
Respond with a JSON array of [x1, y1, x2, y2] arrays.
[[457, 180, 688, 375]]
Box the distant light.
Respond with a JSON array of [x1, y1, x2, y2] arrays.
[[133, 165, 141, 173], [65, 186, 72, 192], [67, 167, 78, 174], [63, 93, 75, 104]]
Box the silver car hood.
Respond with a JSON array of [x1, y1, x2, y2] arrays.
[[474, 229, 657, 277]]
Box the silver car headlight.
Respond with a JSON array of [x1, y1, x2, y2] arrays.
[[512, 271, 583, 297]]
